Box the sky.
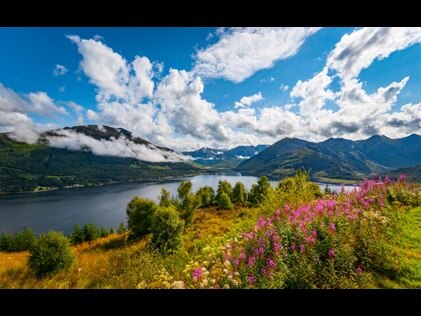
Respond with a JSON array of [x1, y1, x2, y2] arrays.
[[1, 27, 421, 153]]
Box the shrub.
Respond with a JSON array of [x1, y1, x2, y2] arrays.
[[82, 223, 101, 243], [216, 180, 233, 203], [177, 181, 193, 200], [218, 192, 233, 210], [231, 182, 247, 206], [248, 176, 271, 206], [196, 186, 215, 207], [100, 227, 109, 238], [9, 226, 37, 252], [117, 222, 126, 234], [150, 207, 184, 254], [126, 197, 158, 238], [70, 224, 84, 245], [159, 188, 172, 207], [28, 231, 74, 278], [0, 232, 14, 252]]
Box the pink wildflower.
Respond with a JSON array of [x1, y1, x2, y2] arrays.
[[329, 223, 336, 232], [356, 265, 364, 274], [192, 267, 203, 280], [299, 244, 305, 253], [248, 256, 256, 268], [328, 248, 335, 259], [248, 275, 255, 285]]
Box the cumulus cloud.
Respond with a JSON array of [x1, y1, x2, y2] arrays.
[[279, 84, 289, 92], [234, 92, 263, 108], [327, 27, 421, 82], [193, 27, 320, 83], [46, 129, 189, 163], [53, 64, 68, 76], [0, 83, 67, 143]]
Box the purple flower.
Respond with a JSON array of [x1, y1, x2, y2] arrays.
[[356, 265, 364, 274], [248, 256, 256, 268], [399, 174, 406, 182], [248, 275, 255, 285], [275, 209, 281, 216], [267, 258, 276, 268], [328, 248, 335, 259], [192, 267, 203, 280], [299, 244, 305, 253], [329, 223, 336, 232]]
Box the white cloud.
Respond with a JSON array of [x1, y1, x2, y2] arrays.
[[46, 129, 189, 163], [27, 92, 68, 116], [193, 27, 320, 83], [327, 27, 421, 82], [234, 92, 263, 108], [65, 101, 84, 113], [279, 83, 289, 92], [260, 77, 275, 83], [53, 64, 68, 76]]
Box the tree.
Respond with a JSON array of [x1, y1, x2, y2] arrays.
[[70, 224, 85, 245], [13, 226, 37, 251], [0, 232, 14, 252], [100, 227, 109, 238], [177, 181, 193, 200], [28, 231, 74, 278], [218, 192, 234, 210], [176, 181, 199, 226], [158, 188, 172, 207], [216, 180, 233, 203], [248, 176, 271, 206], [117, 222, 126, 234], [231, 182, 247, 206], [150, 207, 184, 254], [82, 223, 101, 243], [196, 186, 215, 208], [126, 197, 158, 238]]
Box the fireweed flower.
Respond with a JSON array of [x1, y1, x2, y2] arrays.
[[356, 265, 364, 274], [192, 267, 203, 281], [248, 275, 255, 285], [328, 248, 336, 259], [329, 223, 336, 232]]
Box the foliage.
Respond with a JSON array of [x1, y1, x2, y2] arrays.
[[82, 223, 101, 243], [218, 192, 234, 210], [216, 180, 233, 202], [117, 222, 126, 234], [176, 181, 199, 226], [196, 186, 215, 207], [158, 188, 172, 207], [28, 231, 74, 278], [0, 227, 37, 252], [150, 207, 184, 254], [231, 182, 247, 206], [248, 176, 271, 206], [126, 197, 158, 238]]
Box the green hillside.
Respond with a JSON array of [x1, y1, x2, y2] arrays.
[[0, 134, 200, 193]]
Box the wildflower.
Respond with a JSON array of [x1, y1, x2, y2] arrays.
[[267, 258, 276, 268], [356, 265, 364, 274], [172, 281, 185, 289], [248, 256, 256, 268], [223, 268, 229, 275], [299, 244, 305, 253], [202, 279, 208, 287], [223, 284, 230, 289], [275, 209, 281, 216], [192, 267, 203, 281], [261, 267, 267, 275], [240, 251, 246, 261], [248, 275, 255, 285], [328, 248, 335, 259], [291, 243, 296, 251], [329, 223, 336, 232], [399, 174, 406, 182], [234, 258, 239, 267]]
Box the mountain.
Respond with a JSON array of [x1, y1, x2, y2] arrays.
[[383, 165, 421, 183], [183, 145, 269, 168], [236, 134, 421, 181], [0, 125, 200, 193]]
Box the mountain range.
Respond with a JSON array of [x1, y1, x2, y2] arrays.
[[235, 134, 421, 181], [0, 125, 199, 193], [183, 145, 269, 168], [1, 125, 420, 193]]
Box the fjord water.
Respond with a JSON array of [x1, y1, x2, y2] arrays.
[[0, 175, 351, 234]]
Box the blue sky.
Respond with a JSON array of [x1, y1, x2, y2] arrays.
[[1, 27, 421, 151]]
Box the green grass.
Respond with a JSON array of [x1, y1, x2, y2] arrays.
[[375, 206, 421, 288]]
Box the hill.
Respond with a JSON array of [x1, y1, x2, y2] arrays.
[[236, 134, 421, 180], [183, 144, 269, 168], [0, 126, 200, 193]]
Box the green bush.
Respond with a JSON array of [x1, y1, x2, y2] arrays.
[[0, 232, 14, 252], [150, 207, 184, 254], [82, 223, 101, 243], [0, 227, 37, 252], [127, 197, 158, 238], [196, 186, 215, 207], [218, 192, 233, 210], [100, 227, 109, 238], [28, 231, 74, 278], [216, 180, 233, 203], [231, 182, 247, 206], [159, 188, 172, 207], [117, 222, 126, 234], [70, 224, 84, 245], [248, 176, 271, 206]]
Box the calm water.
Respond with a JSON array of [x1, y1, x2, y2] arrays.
[[0, 174, 352, 234]]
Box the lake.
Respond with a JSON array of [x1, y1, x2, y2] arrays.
[[0, 174, 353, 234]]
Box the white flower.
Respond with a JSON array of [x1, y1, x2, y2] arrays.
[[223, 284, 230, 289]]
